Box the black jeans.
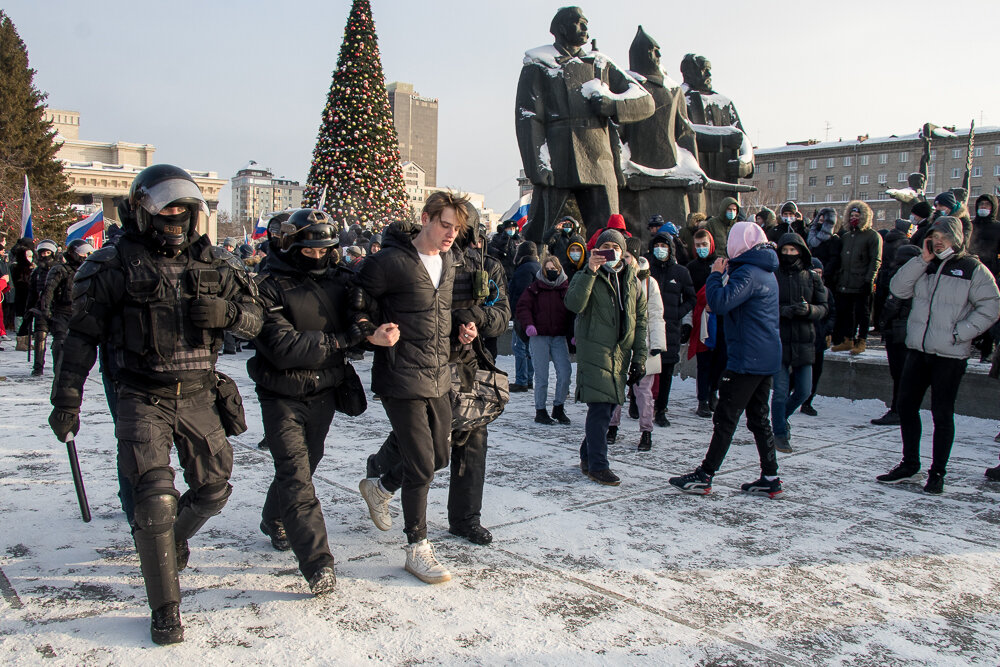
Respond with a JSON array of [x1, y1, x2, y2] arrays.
[[260, 390, 336, 580], [371, 425, 490, 532], [654, 363, 676, 413], [833, 291, 872, 343], [885, 342, 908, 412], [380, 395, 452, 543], [806, 344, 825, 405], [897, 351, 967, 474], [701, 371, 778, 477]]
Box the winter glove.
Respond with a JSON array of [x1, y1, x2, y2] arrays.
[[336, 319, 376, 349], [626, 362, 646, 387], [190, 297, 237, 329], [49, 407, 80, 443], [453, 305, 485, 327], [680, 323, 692, 339], [649, 348, 661, 356], [525, 325, 538, 337]]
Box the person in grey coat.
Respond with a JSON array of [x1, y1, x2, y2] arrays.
[[876, 216, 1000, 494]]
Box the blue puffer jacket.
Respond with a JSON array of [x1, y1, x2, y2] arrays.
[[705, 244, 781, 375]]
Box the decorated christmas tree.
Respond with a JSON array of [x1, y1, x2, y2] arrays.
[[301, 0, 408, 228]]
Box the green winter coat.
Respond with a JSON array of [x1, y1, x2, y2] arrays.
[[565, 262, 648, 405], [704, 196, 740, 258]]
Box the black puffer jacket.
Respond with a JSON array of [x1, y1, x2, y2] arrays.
[[248, 251, 354, 399], [355, 221, 456, 399], [969, 194, 1000, 279], [880, 245, 921, 346], [775, 233, 828, 367], [645, 233, 696, 364]]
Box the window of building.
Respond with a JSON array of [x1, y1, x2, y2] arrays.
[[877, 210, 885, 221], [860, 155, 870, 166], [809, 194, 816, 202], [826, 158, 835, 168], [879, 153, 888, 164], [898, 172, 907, 183], [877, 173, 887, 184], [825, 175, 834, 186], [859, 174, 869, 184], [843, 156, 852, 167], [825, 194, 833, 202], [808, 176, 817, 186], [767, 179, 775, 189], [994, 145, 1000, 156], [952, 149, 962, 159], [787, 160, 798, 171], [971, 186, 982, 197], [877, 191, 887, 200], [972, 166, 982, 177], [767, 162, 776, 173], [974, 146, 983, 157], [808, 159, 817, 169], [899, 151, 909, 163], [858, 192, 868, 201], [951, 168, 960, 179], [994, 165, 1000, 177], [843, 175, 852, 185], [787, 173, 798, 199]]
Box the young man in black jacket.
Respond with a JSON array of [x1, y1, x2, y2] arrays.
[[251, 208, 370, 596], [354, 191, 469, 584]]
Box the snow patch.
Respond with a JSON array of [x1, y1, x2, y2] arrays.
[[581, 78, 648, 102], [621, 143, 706, 184], [539, 143, 551, 170]]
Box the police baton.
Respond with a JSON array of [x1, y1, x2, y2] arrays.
[[62, 435, 91, 523]]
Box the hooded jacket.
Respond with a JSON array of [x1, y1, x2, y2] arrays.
[[835, 200, 882, 293], [516, 268, 572, 337], [890, 216, 1000, 359], [562, 235, 588, 280], [880, 244, 921, 346], [637, 266, 667, 375], [969, 194, 1000, 279], [705, 243, 781, 375], [508, 243, 541, 325], [704, 196, 740, 258], [756, 207, 777, 242], [565, 260, 648, 405], [544, 218, 582, 263], [645, 233, 695, 364], [354, 221, 457, 399], [775, 233, 828, 367]]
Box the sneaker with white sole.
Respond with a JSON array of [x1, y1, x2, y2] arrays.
[[403, 539, 451, 584], [359, 478, 393, 531], [875, 463, 923, 485]]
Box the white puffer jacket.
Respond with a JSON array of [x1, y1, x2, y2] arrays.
[[890, 252, 1000, 359], [642, 277, 668, 375]]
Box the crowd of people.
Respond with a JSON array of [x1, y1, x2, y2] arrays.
[[1, 163, 999, 646]]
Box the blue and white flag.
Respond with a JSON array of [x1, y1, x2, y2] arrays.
[[20, 175, 32, 239]]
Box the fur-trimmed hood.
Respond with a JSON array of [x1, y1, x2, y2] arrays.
[[838, 200, 873, 233]]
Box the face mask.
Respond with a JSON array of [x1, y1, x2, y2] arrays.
[[935, 246, 955, 261], [602, 250, 622, 270], [505, 228, 516, 237], [725, 210, 737, 221], [849, 219, 860, 229], [782, 216, 795, 225], [696, 246, 710, 259], [561, 227, 572, 236], [569, 250, 582, 262], [978, 208, 991, 218], [779, 253, 800, 268], [545, 269, 559, 281], [151, 210, 192, 246], [292, 249, 331, 275], [652, 247, 669, 261], [909, 215, 918, 224]]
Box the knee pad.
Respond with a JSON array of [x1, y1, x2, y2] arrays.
[[133, 493, 177, 535], [133, 468, 179, 506], [184, 481, 232, 518]]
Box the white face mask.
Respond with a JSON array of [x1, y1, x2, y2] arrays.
[[782, 216, 795, 225], [978, 208, 991, 218], [569, 251, 582, 262], [909, 214, 918, 224], [935, 246, 955, 260]]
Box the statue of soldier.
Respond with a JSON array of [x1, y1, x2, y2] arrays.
[[47, 164, 263, 645], [515, 6, 654, 242], [680, 53, 754, 214], [618, 26, 705, 246]]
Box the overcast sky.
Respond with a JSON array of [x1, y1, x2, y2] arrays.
[[6, 0, 998, 214]]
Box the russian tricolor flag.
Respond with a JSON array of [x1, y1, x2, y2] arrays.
[[252, 213, 268, 240], [66, 209, 105, 244], [500, 192, 531, 230]]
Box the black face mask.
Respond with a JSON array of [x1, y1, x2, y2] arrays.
[[779, 253, 801, 269], [151, 210, 192, 246], [292, 249, 331, 275], [545, 269, 559, 281]]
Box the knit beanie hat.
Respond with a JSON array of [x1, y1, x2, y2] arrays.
[[911, 201, 932, 219], [596, 228, 627, 251], [648, 214, 665, 228], [934, 191, 958, 212], [810, 257, 823, 271], [625, 236, 643, 258], [780, 201, 798, 215], [727, 221, 767, 259], [514, 241, 538, 264]]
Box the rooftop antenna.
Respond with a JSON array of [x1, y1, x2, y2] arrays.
[[824, 121, 833, 142]]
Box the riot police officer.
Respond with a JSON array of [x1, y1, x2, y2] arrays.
[[21, 238, 58, 375], [250, 208, 369, 596], [40, 238, 94, 370], [47, 164, 263, 645]]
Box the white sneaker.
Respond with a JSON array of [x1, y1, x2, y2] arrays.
[[403, 539, 451, 584], [359, 478, 392, 531]]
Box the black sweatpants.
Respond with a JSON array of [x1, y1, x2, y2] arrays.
[[885, 342, 908, 413], [260, 390, 336, 580], [380, 395, 452, 543], [897, 351, 967, 474], [833, 292, 872, 344], [806, 343, 825, 405], [701, 371, 778, 477]]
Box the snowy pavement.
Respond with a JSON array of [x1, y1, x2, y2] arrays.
[[1, 344, 1000, 665]]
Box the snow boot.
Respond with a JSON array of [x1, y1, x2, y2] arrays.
[[308, 566, 337, 596], [830, 339, 854, 352], [260, 520, 292, 550], [534, 408, 555, 425], [587, 468, 621, 486], [654, 410, 670, 427], [151, 602, 183, 645], [606, 426, 617, 444], [871, 410, 900, 426], [638, 431, 652, 452], [551, 404, 571, 425], [985, 464, 1000, 481], [696, 401, 713, 418], [449, 523, 493, 545], [924, 471, 945, 495], [850, 339, 867, 355]]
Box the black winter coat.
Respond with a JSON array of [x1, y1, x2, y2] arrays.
[[487, 233, 518, 280], [355, 222, 456, 399], [969, 194, 1000, 279], [508, 258, 541, 325], [248, 252, 354, 399], [647, 236, 696, 365], [776, 233, 828, 367]]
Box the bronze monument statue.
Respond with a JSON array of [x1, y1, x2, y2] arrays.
[[515, 6, 654, 242], [680, 53, 754, 214]]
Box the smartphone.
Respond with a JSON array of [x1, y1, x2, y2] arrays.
[[924, 238, 934, 253], [594, 248, 617, 262]]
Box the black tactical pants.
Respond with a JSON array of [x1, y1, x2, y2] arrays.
[[372, 425, 489, 534], [380, 395, 452, 544], [259, 390, 336, 580]]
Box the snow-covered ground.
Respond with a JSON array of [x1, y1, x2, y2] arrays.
[[1, 343, 1000, 665]]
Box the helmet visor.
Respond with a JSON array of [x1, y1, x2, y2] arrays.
[[280, 222, 339, 250], [134, 178, 209, 216]]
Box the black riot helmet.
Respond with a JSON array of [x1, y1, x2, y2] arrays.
[[279, 208, 340, 251], [127, 164, 209, 247], [266, 210, 292, 244], [65, 239, 95, 266]]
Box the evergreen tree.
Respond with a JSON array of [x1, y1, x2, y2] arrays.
[[0, 10, 71, 243], [302, 0, 408, 229]]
